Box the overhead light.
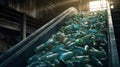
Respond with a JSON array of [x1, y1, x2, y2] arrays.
[[110, 5, 114, 9]]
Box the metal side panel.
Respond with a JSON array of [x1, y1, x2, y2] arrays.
[[107, 2, 120, 67], [0, 7, 78, 67]]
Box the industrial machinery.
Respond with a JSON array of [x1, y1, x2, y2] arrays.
[[0, 1, 119, 67]]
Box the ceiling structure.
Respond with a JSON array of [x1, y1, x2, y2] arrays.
[[0, 0, 119, 25], [7, 0, 78, 22]]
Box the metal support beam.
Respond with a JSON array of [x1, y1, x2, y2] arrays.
[[0, 18, 36, 34], [21, 14, 26, 40]]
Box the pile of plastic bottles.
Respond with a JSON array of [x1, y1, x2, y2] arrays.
[[27, 10, 108, 67]]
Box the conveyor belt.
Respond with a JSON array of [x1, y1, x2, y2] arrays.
[[0, 7, 78, 67], [0, 4, 120, 67]]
